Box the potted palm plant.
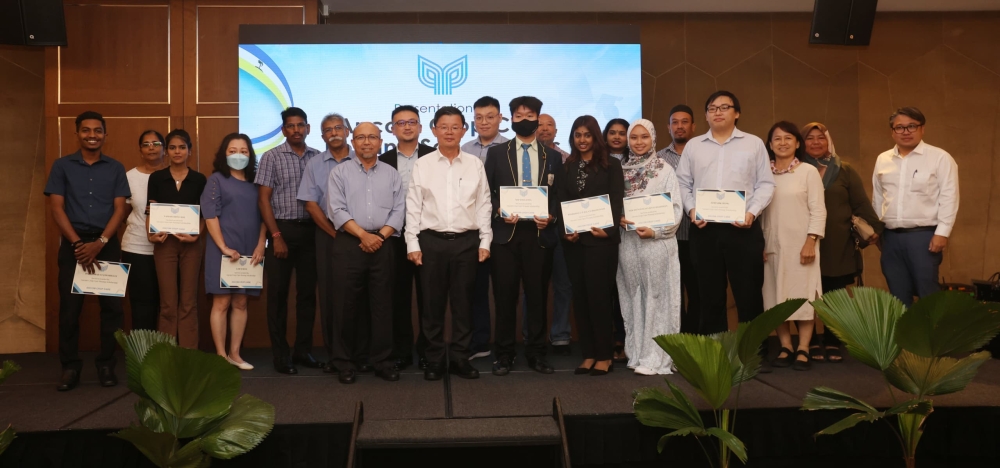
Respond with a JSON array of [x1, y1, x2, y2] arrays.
[[0, 360, 20, 457], [801, 288, 1000, 468]]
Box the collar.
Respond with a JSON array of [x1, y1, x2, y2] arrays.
[[514, 137, 537, 151], [67, 150, 110, 164], [322, 148, 354, 162], [278, 141, 319, 157], [699, 127, 745, 144], [664, 143, 681, 156], [397, 144, 420, 159], [475, 134, 504, 148], [893, 140, 926, 158], [436, 150, 464, 163], [352, 156, 381, 172]]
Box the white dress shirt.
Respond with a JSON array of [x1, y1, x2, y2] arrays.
[[872, 140, 959, 237], [404, 149, 493, 253], [514, 136, 540, 186], [676, 128, 776, 217]]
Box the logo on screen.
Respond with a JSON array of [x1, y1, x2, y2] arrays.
[[417, 55, 468, 95]]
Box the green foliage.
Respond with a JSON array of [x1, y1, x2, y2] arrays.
[[0, 360, 21, 457], [111, 330, 274, 468], [654, 334, 732, 410], [803, 290, 998, 466]]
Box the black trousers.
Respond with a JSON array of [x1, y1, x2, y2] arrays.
[[491, 228, 554, 360], [317, 227, 371, 362], [563, 241, 619, 361], [689, 222, 766, 335], [265, 220, 318, 361], [122, 251, 159, 331], [58, 234, 124, 372], [677, 239, 701, 334], [329, 232, 394, 371], [470, 258, 492, 352], [418, 230, 480, 364], [390, 235, 426, 359]]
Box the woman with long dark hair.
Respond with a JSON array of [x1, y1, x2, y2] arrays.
[[122, 130, 165, 330], [202, 133, 266, 369], [602, 117, 631, 362], [554, 115, 625, 376]]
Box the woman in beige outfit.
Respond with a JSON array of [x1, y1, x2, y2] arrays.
[[761, 121, 826, 371]]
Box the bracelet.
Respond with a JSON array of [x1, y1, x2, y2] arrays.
[[374, 232, 386, 240], [272, 232, 282, 238], [70, 240, 84, 248]]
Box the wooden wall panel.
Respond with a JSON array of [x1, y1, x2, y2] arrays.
[[60, 4, 171, 104], [57, 117, 171, 164], [195, 116, 238, 173]]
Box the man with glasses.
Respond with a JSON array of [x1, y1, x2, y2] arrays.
[[406, 106, 492, 381], [873, 107, 959, 306], [461, 96, 509, 361], [298, 113, 356, 373], [676, 91, 775, 337], [379, 105, 435, 371], [256, 106, 322, 374]]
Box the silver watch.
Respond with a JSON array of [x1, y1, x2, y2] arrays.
[[99, 236, 109, 244]]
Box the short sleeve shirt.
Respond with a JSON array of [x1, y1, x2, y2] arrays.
[[43, 151, 130, 232]]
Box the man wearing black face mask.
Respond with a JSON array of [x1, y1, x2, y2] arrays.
[[483, 96, 562, 376]]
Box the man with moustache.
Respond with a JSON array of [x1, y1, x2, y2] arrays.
[[406, 106, 492, 381], [873, 107, 958, 306], [256, 106, 323, 374], [461, 96, 509, 360], [537, 114, 569, 161], [378, 105, 435, 370], [45, 111, 130, 391], [676, 91, 775, 338], [297, 113, 356, 373], [484, 96, 562, 376], [656, 105, 701, 333]]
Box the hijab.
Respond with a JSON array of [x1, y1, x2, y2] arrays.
[[800, 122, 841, 189], [623, 119, 656, 168]]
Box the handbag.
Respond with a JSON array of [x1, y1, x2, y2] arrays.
[[851, 215, 876, 248]]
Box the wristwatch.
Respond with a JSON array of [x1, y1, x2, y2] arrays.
[[808, 234, 819, 241], [98, 236, 109, 244]]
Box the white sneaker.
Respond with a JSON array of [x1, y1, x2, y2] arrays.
[[226, 355, 254, 371], [634, 366, 656, 376], [469, 350, 491, 360]]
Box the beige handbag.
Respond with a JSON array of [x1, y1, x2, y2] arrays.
[[851, 215, 876, 248]]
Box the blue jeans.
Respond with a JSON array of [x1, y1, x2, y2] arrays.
[[880, 229, 942, 307], [522, 242, 572, 344]]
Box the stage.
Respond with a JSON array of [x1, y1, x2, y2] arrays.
[[2, 344, 999, 467]]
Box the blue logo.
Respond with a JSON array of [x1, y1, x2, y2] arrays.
[[417, 55, 468, 95]]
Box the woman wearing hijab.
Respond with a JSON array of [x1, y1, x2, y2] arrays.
[[799, 122, 884, 363], [616, 119, 683, 375]]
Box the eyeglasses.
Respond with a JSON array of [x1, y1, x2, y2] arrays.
[[323, 125, 347, 133], [892, 124, 922, 134], [140, 142, 163, 148], [394, 119, 419, 128], [707, 104, 734, 114], [474, 114, 500, 123], [283, 122, 307, 130], [354, 135, 381, 142], [435, 125, 463, 133]]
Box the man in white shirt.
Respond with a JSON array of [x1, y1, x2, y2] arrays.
[[405, 106, 493, 381], [872, 107, 959, 306]]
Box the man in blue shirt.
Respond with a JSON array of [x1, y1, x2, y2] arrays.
[[44, 111, 130, 391]]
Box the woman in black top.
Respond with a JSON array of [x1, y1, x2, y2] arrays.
[[555, 115, 625, 376], [146, 129, 207, 349]]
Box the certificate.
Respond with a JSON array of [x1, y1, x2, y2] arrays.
[[71, 261, 130, 297], [695, 189, 747, 223], [220, 256, 264, 289], [148, 203, 201, 235], [499, 186, 549, 219], [561, 195, 614, 234], [623, 192, 675, 230]]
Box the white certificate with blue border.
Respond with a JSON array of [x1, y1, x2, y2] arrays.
[[623, 192, 675, 230], [695, 189, 747, 223], [71, 261, 130, 297], [499, 186, 549, 220], [148, 203, 201, 235], [220, 256, 264, 289], [561, 195, 614, 234]]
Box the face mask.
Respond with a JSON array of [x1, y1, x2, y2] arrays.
[[511, 119, 539, 138], [227, 154, 249, 170]]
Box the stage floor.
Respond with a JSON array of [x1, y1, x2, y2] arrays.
[[3, 344, 1000, 434]]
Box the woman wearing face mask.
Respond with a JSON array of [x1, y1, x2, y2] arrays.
[[798, 122, 884, 363], [602, 118, 631, 361], [122, 130, 166, 330], [616, 120, 683, 375], [146, 129, 207, 349], [202, 133, 265, 369], [761, 121, 826, 371], [554, 115, 625, 376]]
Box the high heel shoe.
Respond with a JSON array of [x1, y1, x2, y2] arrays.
[[574, 362, 595, 375], [226, 355, 254, 371], [590, 361, 614, 376]]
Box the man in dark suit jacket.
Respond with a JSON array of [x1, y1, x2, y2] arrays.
[[483, 96, 563, 376], [378, 105, 436, 371]]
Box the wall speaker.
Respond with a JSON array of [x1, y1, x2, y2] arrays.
[[809, 0, 878, 46], [0, 0, 68, 46]]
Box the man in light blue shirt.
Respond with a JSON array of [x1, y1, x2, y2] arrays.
[[676, 91, 775, 338]]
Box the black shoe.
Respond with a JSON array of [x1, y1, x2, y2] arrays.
[[527, 357, 555, 374], [793, 350, 812, 371], [590, 361, 614, 376], [338, 369, 357, 384], [393, 356, 413, 371], [273, 359, 299, 375], [492, 356, 513, 376], [97, 366, 118, 387], [292, 353, 323, 369], [323, 361, 337, 374], [449, 360, 480, 379], [771, 347, 794, 368], [418, 356, 429, 370], [356, 362, 374, 373], [552, 344, 571, 356], [376, 367, 400, 382], [424, 363, 444, 381], [574, 362, 595, 375], [57, 369, 79, 392]]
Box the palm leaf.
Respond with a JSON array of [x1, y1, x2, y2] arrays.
[[140, 344, 241, 422], [135, 398, 169, 433], [818, 412, 883, 436], [115, 330, 177, 399], [812, 287, 904, 370], [884, 399, 933, 417], [895, 291, 1000, 358], [885, 350, 991, 396], [200, 394, 275, 459], [707, 427, 748, 463], [737, 298, 806, 367], [653, 334, 732, 409], [169, 439, 212, 468], [112, 424, 176, 467], [802, 386, 881, 414], [0, 360, 20, 385], [0, 425, 16, 457], [710, 329, 752, 386], [633, 382, 706, 432]]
